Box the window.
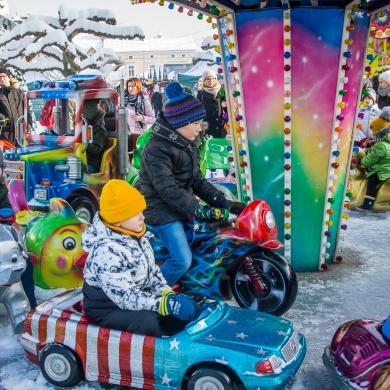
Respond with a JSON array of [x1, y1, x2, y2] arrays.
[[128, 55, 133, 59], [170, 54, 175, 58], [149, 54, 154, 58], [182, 54, 186, 57], [128, 65, 135, 77]]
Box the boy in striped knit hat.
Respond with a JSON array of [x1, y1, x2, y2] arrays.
[[139, 82, 246, 286]]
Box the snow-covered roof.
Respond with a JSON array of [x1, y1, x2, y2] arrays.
[[105, 36, 196, 53], [181, 61, 219, 76]]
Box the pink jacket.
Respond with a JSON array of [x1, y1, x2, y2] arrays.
[[127, 93, 155, 135]]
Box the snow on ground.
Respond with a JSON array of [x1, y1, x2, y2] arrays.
[[0, 210, 389, 390]]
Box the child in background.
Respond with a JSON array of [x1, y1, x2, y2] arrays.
[[354, 88, 381, 147], [82, 179, 200, 337], [356, 112, 390, 211]]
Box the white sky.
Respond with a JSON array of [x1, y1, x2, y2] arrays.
[[8, 0, 214, 43]]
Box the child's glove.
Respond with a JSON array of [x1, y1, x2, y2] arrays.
[[228, 201, 247, 215], [195, 205, 229, 221], [159, 292, 200, 322], [0, 208, 15, 225]]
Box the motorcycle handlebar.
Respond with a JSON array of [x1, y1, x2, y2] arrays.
[[205, 219, 235, 230]]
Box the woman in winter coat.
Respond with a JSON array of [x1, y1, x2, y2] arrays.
[[377, 70, 390, 110], [124, 77, 155, 154], [196, 69, 228, 139], [357, 113, 390, 211], [139, 82, 246, 286]]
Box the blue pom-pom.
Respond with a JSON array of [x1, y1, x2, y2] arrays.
[[166, 82, 184, 99]]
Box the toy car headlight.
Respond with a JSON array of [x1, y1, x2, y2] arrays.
[[264, 210, 276, 230], [34, 189, 48, 200]]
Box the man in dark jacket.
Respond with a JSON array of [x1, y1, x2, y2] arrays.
[[0, 68, 32, 145], [83, 99, 108, 173], [139, 82, 246, 285]]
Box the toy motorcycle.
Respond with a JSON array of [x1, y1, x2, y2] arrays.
[[150, 200, 298, 316]]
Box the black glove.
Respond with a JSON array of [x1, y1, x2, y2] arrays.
[[195, 205, 230, 221], [228, 201, 247, 216]]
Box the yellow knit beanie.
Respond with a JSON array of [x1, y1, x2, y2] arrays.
[[100, 180, 146, 223], [370, 117, 390, 134]]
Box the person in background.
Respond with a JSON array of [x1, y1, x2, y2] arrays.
[[99, 98, 116, 132], [377, 70, 390, 109], [356, 111, 390, 211], [83, 99, 108, 173], [354, 88, 381, 147], [151, 84, 163, 117], [124, 77, 155, 154], [82, 180, 200, 336], [0, 68, 32, 145], [196, 69, 228, 139], [139, 82, 246, 286], [0, 151, 37, 309]]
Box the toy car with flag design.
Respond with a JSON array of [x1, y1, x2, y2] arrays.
[[20, 288, 306, 389]]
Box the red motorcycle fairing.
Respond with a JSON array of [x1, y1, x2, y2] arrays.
[[219, 200, 284, 250]]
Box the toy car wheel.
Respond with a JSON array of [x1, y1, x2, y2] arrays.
[[372, 365, 390, 389], [39, 344, 83, 387], [187, 368, 236, 390], [69, 195, 97, 223], [230, 252, 298, 316]]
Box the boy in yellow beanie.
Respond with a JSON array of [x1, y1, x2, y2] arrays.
[[357, 111, 390, 211], [82, 179, 200, 336]]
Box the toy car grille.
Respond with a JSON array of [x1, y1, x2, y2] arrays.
[[4, 160, 25, 182], [282, 331, 299, 362]]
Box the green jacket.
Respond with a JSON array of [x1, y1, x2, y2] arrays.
[[361, 130, 390, 181]]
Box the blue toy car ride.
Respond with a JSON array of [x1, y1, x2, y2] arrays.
[[20, 288, 306, 389]]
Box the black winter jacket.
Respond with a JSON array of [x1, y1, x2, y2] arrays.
[[139, 116, 231, 226], [197, 89, 227, 139], [0, 85, 32, 144]]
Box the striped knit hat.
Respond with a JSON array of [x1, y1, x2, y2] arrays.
[[164, 82, 206, 129]]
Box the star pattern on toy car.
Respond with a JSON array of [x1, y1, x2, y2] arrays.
[[204, 334, 215, 341], [236, 332, 248, 339], [198, 319, 207, 329], [255, 316, 265, 321], [228, 319, 238, 324], [170, 338, 180, 350], [215, 356, 229, 365], [161, 373, 172, 386], [277, 330, 287, 336], [256, 348, 267, 355]]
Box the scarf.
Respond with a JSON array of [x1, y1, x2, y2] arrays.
[[202, 84, 221, 97], [152, 117, 192, 149], [378, 86, 390, 97], [127, 93, 145, 129], [373, 126, 390, 143]]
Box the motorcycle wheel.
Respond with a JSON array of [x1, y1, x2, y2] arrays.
[[230, 250, 298, 316]]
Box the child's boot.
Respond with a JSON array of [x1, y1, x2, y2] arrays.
[[356, 195, 375, 211]]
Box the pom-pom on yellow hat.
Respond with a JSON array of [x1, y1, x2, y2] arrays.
[[100, 180, 146, 223]]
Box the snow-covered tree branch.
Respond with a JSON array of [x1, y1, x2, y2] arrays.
[[0, 5, 145, 78]]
